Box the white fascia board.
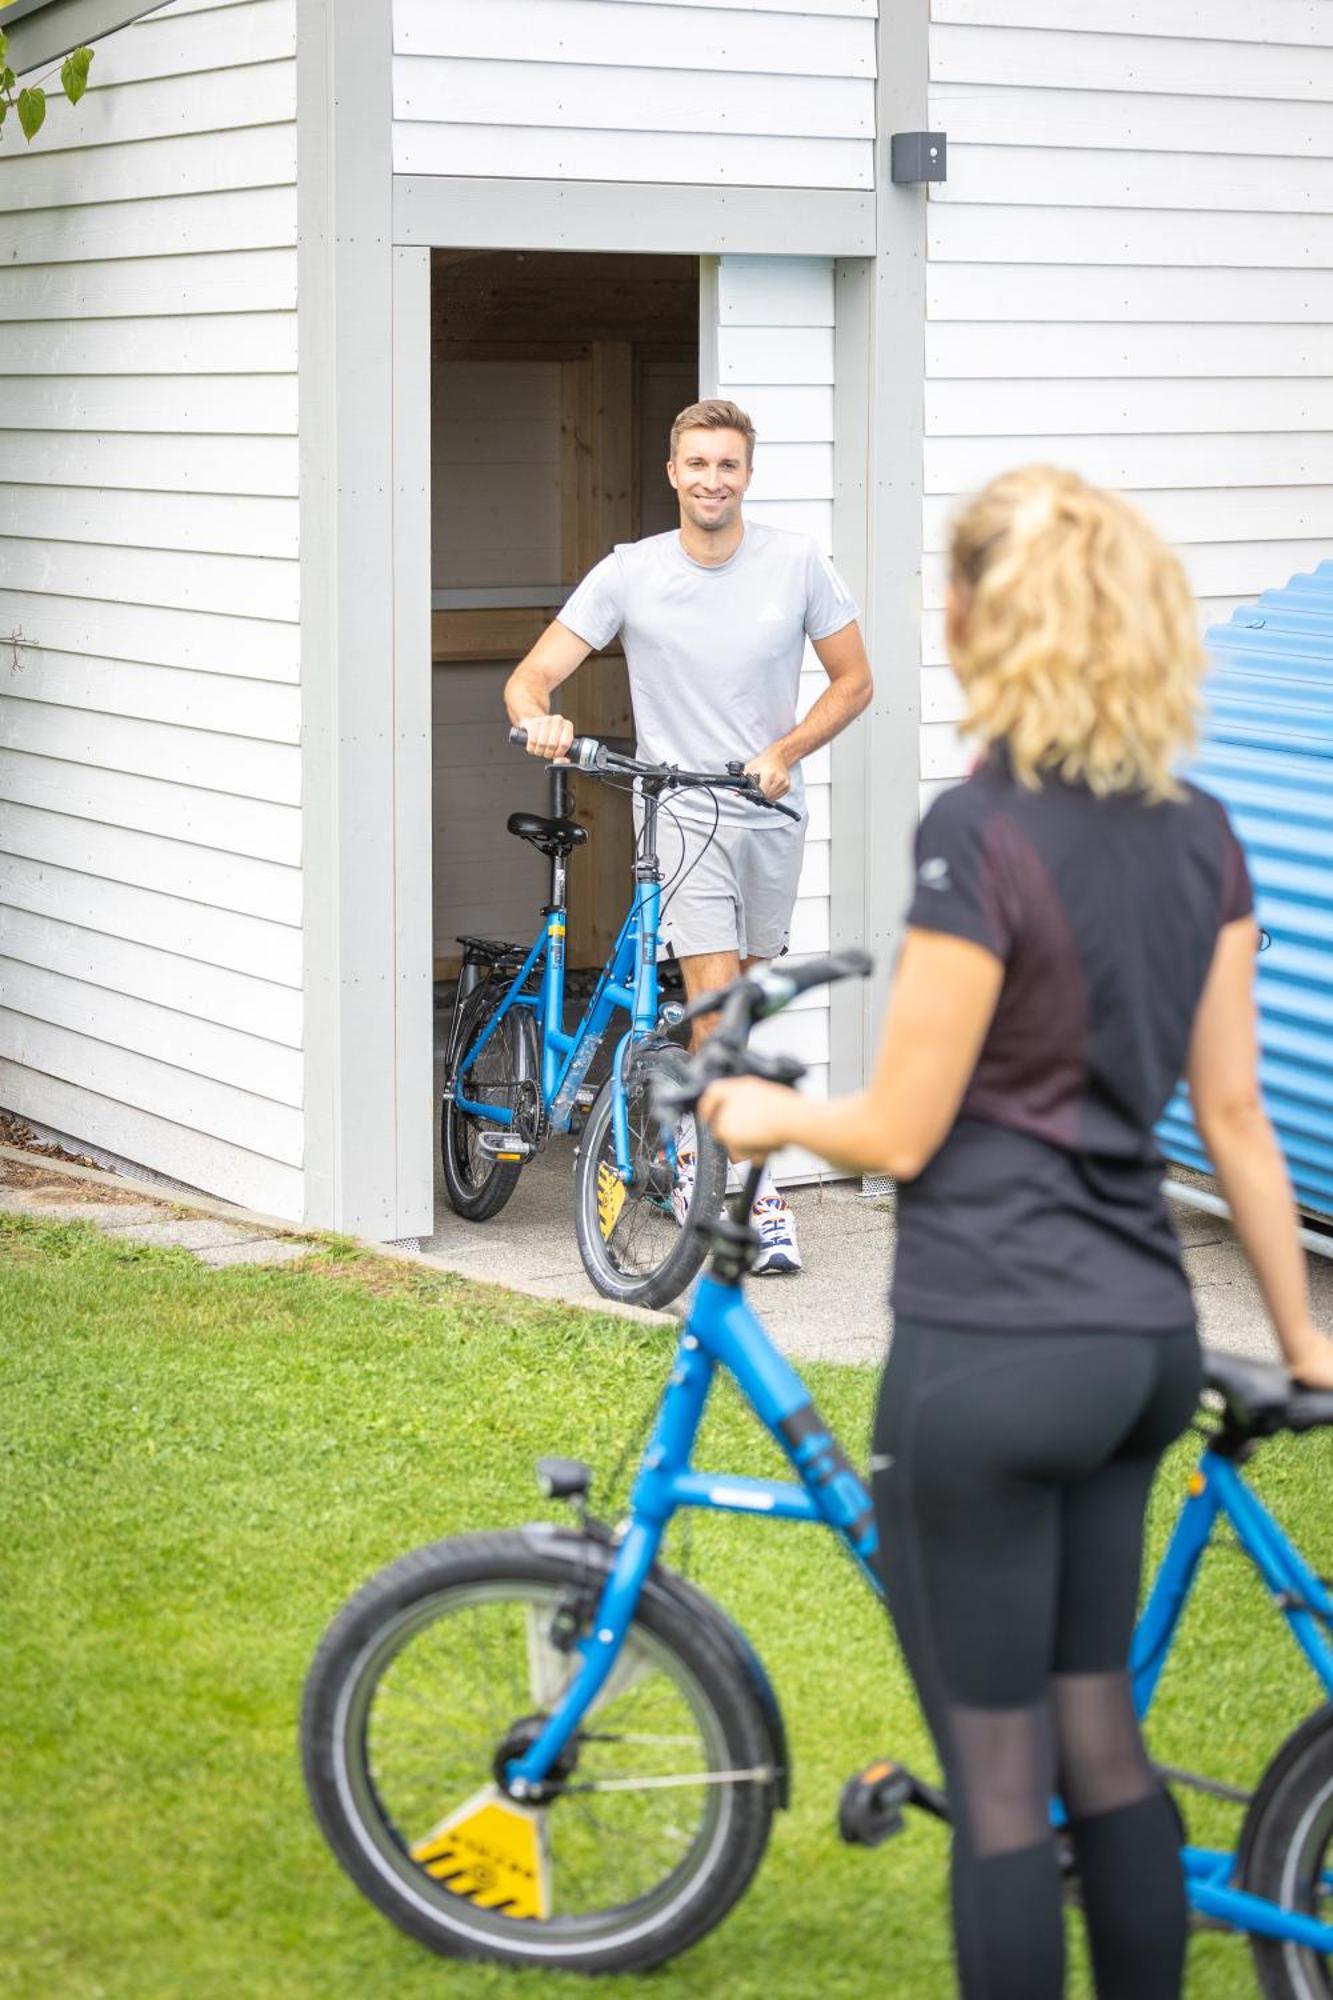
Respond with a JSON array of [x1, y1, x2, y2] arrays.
[[4, 0, 170, 74]]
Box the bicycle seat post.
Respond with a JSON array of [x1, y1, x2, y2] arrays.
[[547, 760, 572, 913]]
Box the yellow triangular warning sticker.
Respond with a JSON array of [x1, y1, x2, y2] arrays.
[[596, 1162, 626, 1239], [411, 1786, 551, 1920]]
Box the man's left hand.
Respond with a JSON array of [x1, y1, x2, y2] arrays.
[[744, 746, 792, 802]]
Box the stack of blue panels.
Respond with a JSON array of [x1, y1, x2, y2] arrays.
[[1159, 560, 1333, 1219]]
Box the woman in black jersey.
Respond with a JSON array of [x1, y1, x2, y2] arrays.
[[701, 464, 1333, 1999]]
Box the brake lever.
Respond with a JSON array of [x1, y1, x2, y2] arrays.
[[724, 762, 802, 824]]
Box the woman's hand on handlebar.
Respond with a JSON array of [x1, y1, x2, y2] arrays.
[[514, 714, 574, 760], [699, 1076, 799, 1164], [1286, 1327, 1333, 1392]]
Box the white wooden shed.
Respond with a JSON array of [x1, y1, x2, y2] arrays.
[[1, 0, 1328, 1240]]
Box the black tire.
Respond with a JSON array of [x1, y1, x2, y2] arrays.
[[441, 986, 540, 1222], [301, 1529, 776, 1975], [573, 1042, 727, 1310], [1240, 1705, 1333, 1998]]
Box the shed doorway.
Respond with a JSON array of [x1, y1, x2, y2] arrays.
[[431, 251, 699, 984]]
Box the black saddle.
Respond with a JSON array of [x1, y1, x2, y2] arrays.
[[507, 812, 588, 858], [1204, 1350, 1333, 1441]]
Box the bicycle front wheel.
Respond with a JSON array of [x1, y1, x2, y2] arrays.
[[574, 1043, 727, 1309], [301, 1531, 776, 1974]]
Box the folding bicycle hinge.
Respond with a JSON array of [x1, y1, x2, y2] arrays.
[[838, 1760, 950, 1847]]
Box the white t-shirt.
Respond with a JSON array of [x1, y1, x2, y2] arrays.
[[558, 522, 858, 824]]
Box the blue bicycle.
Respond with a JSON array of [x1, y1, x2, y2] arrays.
[[439, 729, 798, 1308], [308, 955, 1333, 1990]]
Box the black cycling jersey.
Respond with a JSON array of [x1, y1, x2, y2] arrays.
[[893, 753, 1252, 1333]]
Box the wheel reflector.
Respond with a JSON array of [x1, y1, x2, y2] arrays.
[[411, 1786, 550, 1919], [596, 1163, 626, 1238]]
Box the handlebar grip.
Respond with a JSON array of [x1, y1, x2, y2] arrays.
[[779, 948, 874, 998], [509, 725, 528, 746]]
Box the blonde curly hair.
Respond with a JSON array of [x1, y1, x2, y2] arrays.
[[948, 465, 1204, 801]]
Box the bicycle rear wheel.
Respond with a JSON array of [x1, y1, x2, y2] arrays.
[[301, 1530, 775, 1974], [573, 1043, 727, 1309], [441, 987, 540, 1222], [1241, 1707, 1333, 1999]]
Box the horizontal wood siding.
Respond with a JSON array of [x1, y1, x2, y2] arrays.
[[712, 253, 839, 1181], [390, 0, 877, 191], [0, 0, 302, 1217], [924, 4, 1333, 807]]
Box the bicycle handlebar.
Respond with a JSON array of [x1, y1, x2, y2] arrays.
[[652, 950, 874, 1122], [507, 726, 802, 823]]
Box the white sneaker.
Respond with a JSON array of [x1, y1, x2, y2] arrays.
[[751, 1191, 803, 1276], [670, 1118, 697, 1227]]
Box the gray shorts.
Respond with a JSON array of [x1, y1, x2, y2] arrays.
[[647, 807, 807, 962]]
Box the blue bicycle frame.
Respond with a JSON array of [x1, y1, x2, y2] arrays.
[[507, 1256, 1333, 1954], [451, 774, 667, 1179], [1132, 1449, 1333, 1949]]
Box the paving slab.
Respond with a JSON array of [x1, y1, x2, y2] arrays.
[[111, 1218, 277, 1253], [196, 1236, 313, 1268], [0, 1193, 175, 1229]]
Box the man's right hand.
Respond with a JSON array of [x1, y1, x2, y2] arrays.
[[517, 713, 575, 760]]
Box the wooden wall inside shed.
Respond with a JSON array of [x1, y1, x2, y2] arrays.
[[430, 251, 696, 973]]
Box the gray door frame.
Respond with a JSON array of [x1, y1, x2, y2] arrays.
[[297, 0, 924, 1236], [829, 0, 928, 1098]]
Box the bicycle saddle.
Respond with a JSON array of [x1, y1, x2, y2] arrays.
[[506, 812, 588, 856], [1204, 1350, 1333, 1438]]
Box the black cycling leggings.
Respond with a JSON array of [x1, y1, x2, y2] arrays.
[[871, 1317, 1202, 2000]]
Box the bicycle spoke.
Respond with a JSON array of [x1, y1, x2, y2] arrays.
[[358, 1582, 729, 1923]]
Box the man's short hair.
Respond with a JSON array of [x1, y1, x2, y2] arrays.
[[669, 398, 757, 467]]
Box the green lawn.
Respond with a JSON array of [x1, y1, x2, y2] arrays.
[[3, 1210, 1328, 1998]]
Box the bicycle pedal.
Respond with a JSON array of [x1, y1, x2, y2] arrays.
[[838, 1760, 948, 1848], [476, 1132, 533, 1161]]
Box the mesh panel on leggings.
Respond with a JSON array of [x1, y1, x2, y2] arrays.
[[947, 1700, 1055, 1859], [1052, 1670, 1159, 1821]]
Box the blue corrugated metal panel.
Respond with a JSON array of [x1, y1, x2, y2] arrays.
[[1161, 559, 1333, 1218]]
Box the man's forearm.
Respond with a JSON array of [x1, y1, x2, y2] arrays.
[[504, 661, 553, 725], [773, 675, 872, 767]]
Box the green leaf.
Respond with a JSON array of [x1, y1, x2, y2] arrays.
[[2, 66, 16, 89], [60, 45, 91, 104], [17, 83, 43, 140], [0, 30, 7, 61]]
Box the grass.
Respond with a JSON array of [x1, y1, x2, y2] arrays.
[[3, 1210, 1331, 1998]]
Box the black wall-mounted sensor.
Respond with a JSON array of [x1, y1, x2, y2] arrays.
[[890, 132, 947, 184]]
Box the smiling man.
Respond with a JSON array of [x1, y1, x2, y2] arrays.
[[504, 398, 872, 1274]]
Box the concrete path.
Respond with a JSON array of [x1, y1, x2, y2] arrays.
[[423, 1134, 1333, 1367]]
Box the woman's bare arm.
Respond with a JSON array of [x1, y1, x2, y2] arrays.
[[701, 928, 1003, 1180], [1186, 918, 1333, 1384]]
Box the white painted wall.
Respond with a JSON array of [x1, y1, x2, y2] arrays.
[[705, 253, 839, 1180], [391, 0, 878, 191], [0, 0, 302, 1216], [923, 0, 1333, 808]]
